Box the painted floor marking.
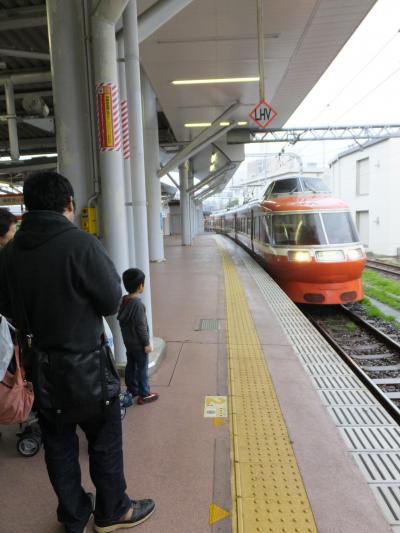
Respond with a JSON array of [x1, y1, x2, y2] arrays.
[[219, 243, 317, 533], [204, 395, 228, 418]]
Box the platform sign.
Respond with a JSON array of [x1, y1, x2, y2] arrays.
[[249, 99, 278, 129], [96, 83, 120, 151], [204, 396, 227, 418], [0, 194, 23, 206]]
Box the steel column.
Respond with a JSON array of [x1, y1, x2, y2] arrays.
[[141, 70, 165, 261], [46, 0, 93, 215], [179, 161, 191, 245], [123, 0, 153, 337], [4, 80, 19, 160], [91, 0, 130, 362]]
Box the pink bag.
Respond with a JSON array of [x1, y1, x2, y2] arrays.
[[0, 345, 34, 424]]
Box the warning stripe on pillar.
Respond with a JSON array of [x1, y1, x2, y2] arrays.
[[96, 82, 121, 152], [121, 99, 130, 160]]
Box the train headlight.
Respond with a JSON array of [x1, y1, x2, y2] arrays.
[[347, 248, 364, 261], [315, 250, 345, 262], [288, 250, 312, 262]]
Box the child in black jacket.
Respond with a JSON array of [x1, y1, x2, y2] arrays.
[[117, 268, 159, 404]]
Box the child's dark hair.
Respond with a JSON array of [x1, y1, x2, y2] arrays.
[[0, 208, 17, 237], [123, 268, 145, 293]]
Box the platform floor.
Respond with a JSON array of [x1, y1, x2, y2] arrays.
[[0, 234, 395, 532]]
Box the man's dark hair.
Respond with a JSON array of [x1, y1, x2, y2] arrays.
[[0, 208, 17, 237], [122, 268, 145, 293], [23, 171, 74, 213]]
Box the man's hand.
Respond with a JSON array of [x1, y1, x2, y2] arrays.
[[144, 345, 153, 354]]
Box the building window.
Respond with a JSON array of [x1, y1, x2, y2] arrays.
[[356, 210, 369, 247], [356, 158, 369, 196]]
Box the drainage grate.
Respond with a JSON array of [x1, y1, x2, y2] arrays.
[[339, 426, 400, 451], [197, 318, 220, 331], [371, 485, 400, 523], [353, 453, 400, 483], [328, 406, 396, 427]]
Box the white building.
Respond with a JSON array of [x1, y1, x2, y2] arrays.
[[329, 138, 400, 256]]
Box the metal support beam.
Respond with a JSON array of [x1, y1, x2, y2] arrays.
[[123, 0, 154, 336], [138, 0, 194, 42], [187, 162, 234, 194], [0, 70, 52, 85], [179, 161, 191, 245], [0, 48, 50, 61], [0, 6, 47, 31], [227, 125, 400, 145], [4, 80, 19, 160], [158, 102, 240, 177]]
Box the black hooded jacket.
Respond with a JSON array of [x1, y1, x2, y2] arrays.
[[0, 210, 122, 354], [117, 295, 150, 352]]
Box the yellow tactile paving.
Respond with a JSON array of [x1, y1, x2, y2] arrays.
[[219, 243, 317, 533]]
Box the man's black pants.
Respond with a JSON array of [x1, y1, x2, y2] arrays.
[[38, 399, 131, 533]]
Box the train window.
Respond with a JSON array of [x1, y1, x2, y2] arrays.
[[270, 178, 301, 196], [301, 177, 330, 193], [272, 213, 326, 245], [254, 216, 260, 240], [247, 217, 251, 235], [322, 212, 358, 244], [263, 182, 275, 199]]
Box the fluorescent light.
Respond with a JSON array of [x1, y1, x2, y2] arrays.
[[210, 163, 216, 172], [184, 122, 212, 128], [237, 121, 248, 126], [219, 121, 230, 126], [172, 77, 259, 85], [210, 152, 217, 163]]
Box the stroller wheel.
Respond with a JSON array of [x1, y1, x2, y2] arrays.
[[17, 436, 41, 457]]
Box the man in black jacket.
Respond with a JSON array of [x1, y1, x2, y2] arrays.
[[0, 172, 155, 533]]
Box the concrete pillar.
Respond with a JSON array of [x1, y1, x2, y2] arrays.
[[141, 69, 165, 262], [46, 0, 94, 215], [179, 161, 191, 245], [91, 0, 130, 362], [123, 0, 153, 337], [117, 35, 135, 267]]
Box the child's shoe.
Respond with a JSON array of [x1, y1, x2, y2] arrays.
[[137, 392, 159, 404]]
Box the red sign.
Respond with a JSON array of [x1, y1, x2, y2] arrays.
[[249, 99, 278, 129]]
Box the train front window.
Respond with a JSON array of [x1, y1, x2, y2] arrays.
[[270, 178, 301, 196], [272, 213, 326, 245], [301, 177, 330, 194], [322, 212, 358, 244]]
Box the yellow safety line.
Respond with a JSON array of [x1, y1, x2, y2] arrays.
[[219, 243, 317, 533]]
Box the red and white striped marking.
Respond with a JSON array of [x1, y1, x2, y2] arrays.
[[111, 84, 121, 151], [121, 99, 130, 160]]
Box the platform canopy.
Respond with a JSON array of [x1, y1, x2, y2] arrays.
[[0, 0, 377, 181]]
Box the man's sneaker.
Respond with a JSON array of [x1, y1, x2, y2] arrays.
[[120, 391, 134, 408], [93, 499, 155, 532], [137, 392, 159, 405]]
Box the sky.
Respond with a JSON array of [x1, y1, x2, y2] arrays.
[[246, 0, 400, 168]]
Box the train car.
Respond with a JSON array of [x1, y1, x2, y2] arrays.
[[211, 175, 366, 305]]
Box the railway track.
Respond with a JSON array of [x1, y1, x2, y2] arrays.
[[304, 304, 400, 423], [366, 259, 400, 279]]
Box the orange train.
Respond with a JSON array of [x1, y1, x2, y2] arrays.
[[209, 175, 366, 305]]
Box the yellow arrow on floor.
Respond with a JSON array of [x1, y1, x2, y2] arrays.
[[212, 417, 225, 427], [209, 503, 230, 525]]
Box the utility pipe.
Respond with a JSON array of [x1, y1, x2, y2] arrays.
[[0, 70, 52, 85], [4, 80, 19, 160], [116, 34, 136, 267]]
